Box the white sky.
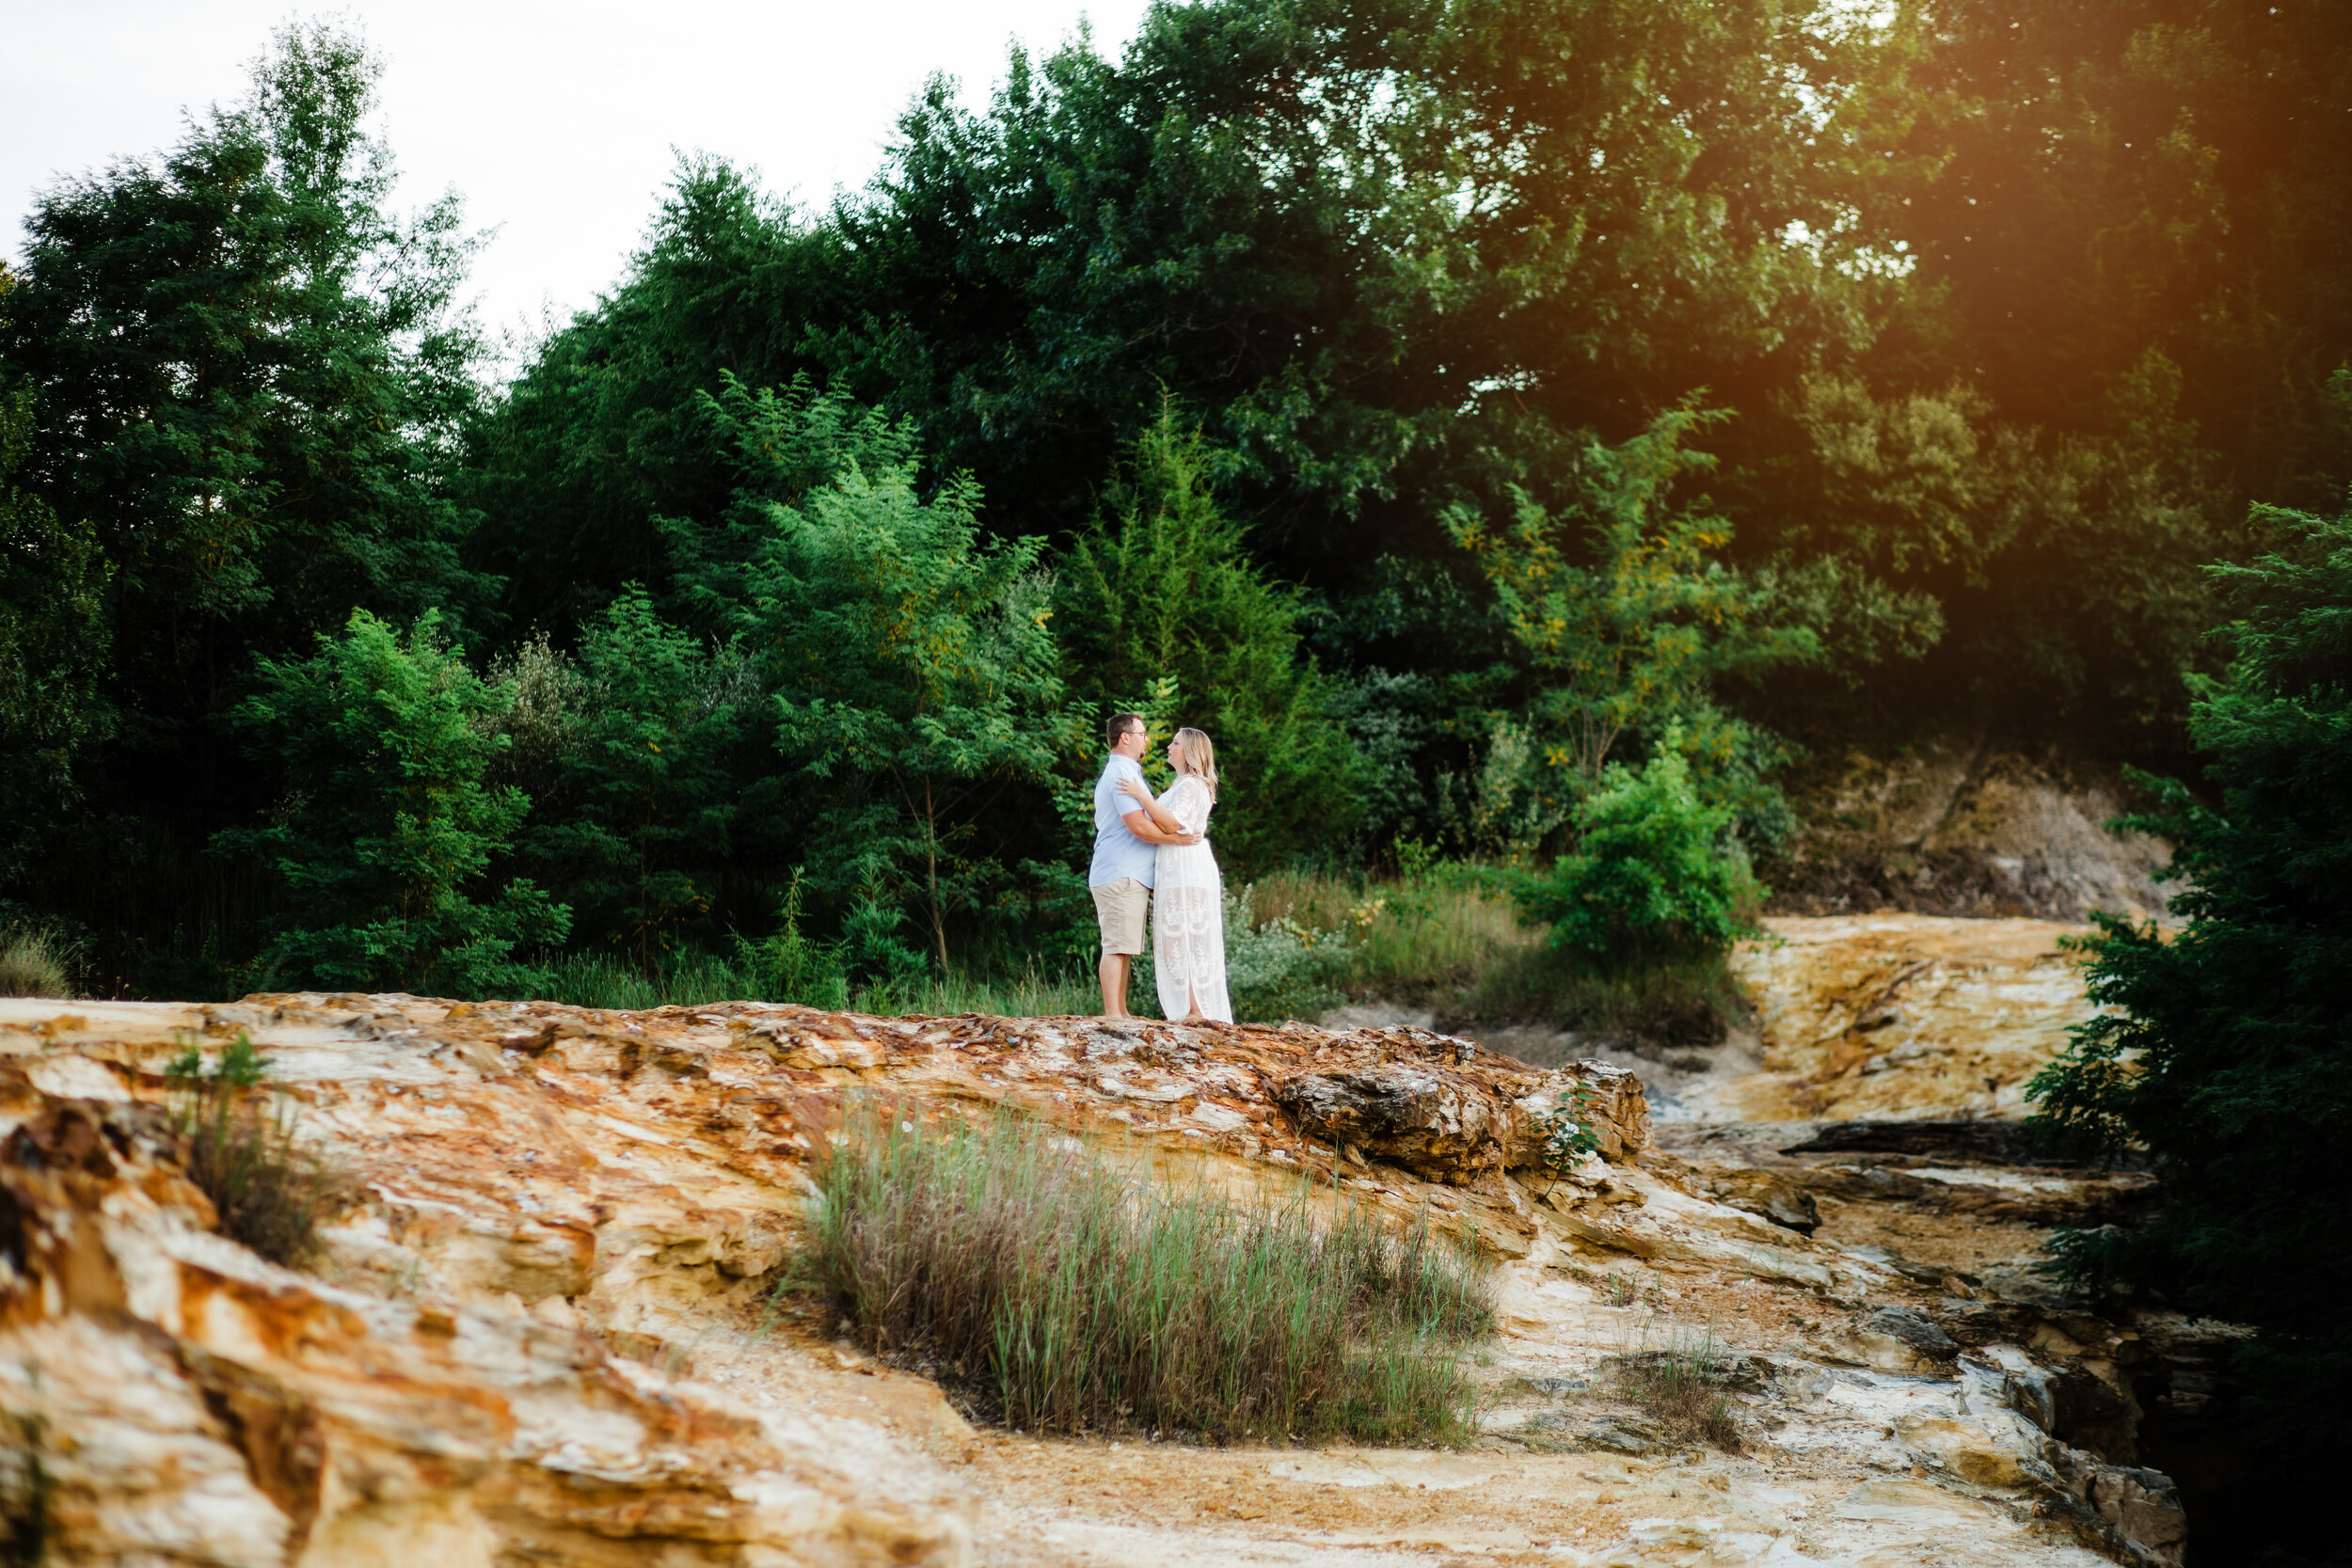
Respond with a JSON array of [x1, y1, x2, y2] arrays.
[[2, 0, 1157, 362]]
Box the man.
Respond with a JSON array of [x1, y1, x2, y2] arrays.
[[1090, 712, 1200, 1018]]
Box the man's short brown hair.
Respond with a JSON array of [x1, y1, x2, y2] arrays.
[[1105, 712, 1146, 746]]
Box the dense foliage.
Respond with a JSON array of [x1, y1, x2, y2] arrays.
[[219, 610, 569, 996], [2029, 499, 2352, 1558], [1518, 743, 1766, 969], [2, 5, 2347, 1011]]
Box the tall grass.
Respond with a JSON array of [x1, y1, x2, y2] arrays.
[[1248, 867, 1747, 1036], [165, 1034, 345, 1266], [1249, 869, 1537, 1002], [806, 1101, 1493, 1443], [536, 859, 1745, 1035], [0, 928, 72, 999], [1613, 1323, 1741, 1450]]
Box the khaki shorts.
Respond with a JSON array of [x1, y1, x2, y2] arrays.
[[1091, 878, 1150, 956]]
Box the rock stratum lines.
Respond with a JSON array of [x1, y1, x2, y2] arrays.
[[0, 917, 2218, 1566]]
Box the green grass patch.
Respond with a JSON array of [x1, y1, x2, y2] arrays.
[[1248, 867, 1748, 1042], [542, 950, 1096, 1019], [1250, 869, 1536, 1004], [166, 1034, 346, 1267], [804, 1100, 1493, 1443]]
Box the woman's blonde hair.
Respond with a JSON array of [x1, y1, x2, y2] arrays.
[[1174, 727, 1218, 800]]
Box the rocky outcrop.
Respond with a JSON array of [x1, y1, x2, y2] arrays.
[[0, 974, 2206, 1568], [1764, 736, 2173, 923], [0, 1096, 969, 1567], [1272, 1047, 1649, 1179], [1697, 913, 2105, 1121]]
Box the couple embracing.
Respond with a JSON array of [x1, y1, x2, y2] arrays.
[[1089, 713, 1231, 1022]]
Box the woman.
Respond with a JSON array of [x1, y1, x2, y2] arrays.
[[1117, 727, 1231, 1023]]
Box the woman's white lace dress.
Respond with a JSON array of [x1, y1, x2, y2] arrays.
[[1152, 775, 1231, 1022]]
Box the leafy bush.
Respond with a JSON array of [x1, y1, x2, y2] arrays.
[[522, 589, 752, 966], [806, 1100, 1490, 1442], [217, 609, 570, 996], [165, 1034, 343, 1266], [1134, 885, 1353, 1023], [1516, 746, 1765, 969]]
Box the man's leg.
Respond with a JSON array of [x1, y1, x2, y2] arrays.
[[1091, 878, 1147, 1019], [1098, 951, 1130, 1019]]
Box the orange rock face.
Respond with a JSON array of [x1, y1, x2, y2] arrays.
[[0, 995, 1642, 1566], [0, 972, 2190, 1568], [1703, 914, 2102, 1122]]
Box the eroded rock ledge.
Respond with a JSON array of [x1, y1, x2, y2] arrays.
[[0, 990, 2201, 1568]]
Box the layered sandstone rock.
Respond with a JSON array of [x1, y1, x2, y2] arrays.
[[1695, 913, 2104, 1122], [0, 979, 2195, 1568]]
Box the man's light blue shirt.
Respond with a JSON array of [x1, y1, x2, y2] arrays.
[[1089, 755, 1158, 889]]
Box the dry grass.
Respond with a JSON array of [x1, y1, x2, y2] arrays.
[[1613, 1324, 1741, 1451], [0, 929, 72, 999], [1248, 867, 1747, 1039], [166, 1034, 345, 1267], [805, 1100, 1493, 1443]]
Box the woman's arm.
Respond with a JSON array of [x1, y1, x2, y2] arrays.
[[1117, 773, 1187, 834]]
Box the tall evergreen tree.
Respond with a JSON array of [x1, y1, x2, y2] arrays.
[[1059, 407, 1364, 870], [2029, 497, 2352, 1563]]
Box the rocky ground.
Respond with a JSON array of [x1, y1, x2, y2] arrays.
[[0, 915, 2229, 1567]]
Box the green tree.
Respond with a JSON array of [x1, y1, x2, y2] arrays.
[[693, 378, 1073, 976], [1894, 0, 2352, 515], [218, 610, 569, 995], [464, 161, 830, 638], [814, 0, 1910, 557], [1059, 407, 1364, 869], [0, 322, 110, 873], [2027, 499, 2352, 1561], [0, 21, 488, 969], [1518, 742, 1766, 968], [523, 589, 753, 966], [1442, 404, 1820, 836]]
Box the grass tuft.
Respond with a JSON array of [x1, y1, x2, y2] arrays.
[[804, 1100, 1493, 1443], [166, 1033, 345, 1267], [1613, 1323, 1741, 1451], [0, 929, 72, 1000]]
